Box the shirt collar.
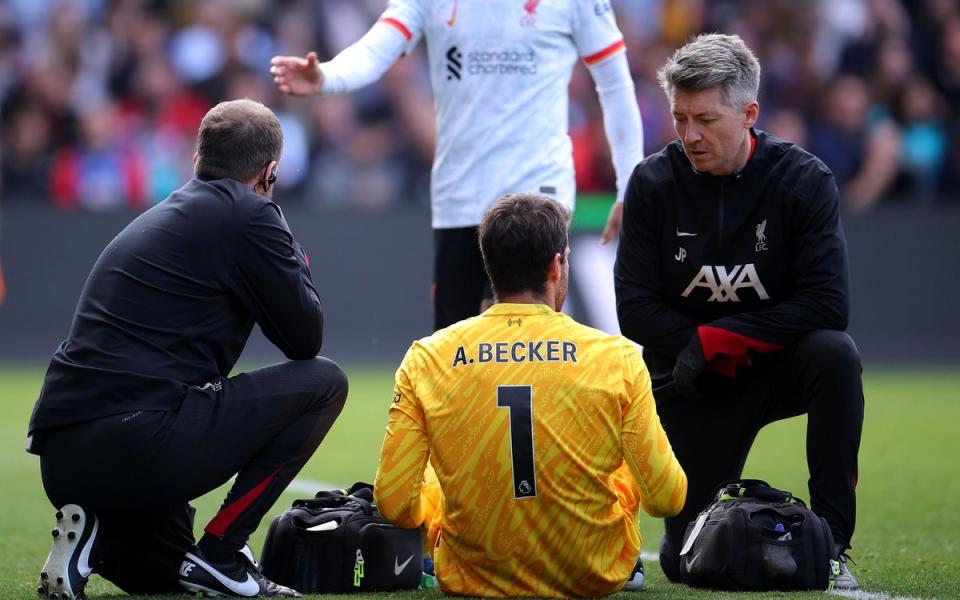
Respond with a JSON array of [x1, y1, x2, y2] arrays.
[[481, 303, 558, 317]]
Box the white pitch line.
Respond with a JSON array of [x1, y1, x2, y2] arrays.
[[284, 482, 931, 600], [634, 553, 930, 600], [286, 477, 340, 496], [640, 551, 659, 563], [631, 547, 926, 600], [829, 591, 929, 600]]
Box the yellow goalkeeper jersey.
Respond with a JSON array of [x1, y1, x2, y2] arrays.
[[374, 303, 686, 597]]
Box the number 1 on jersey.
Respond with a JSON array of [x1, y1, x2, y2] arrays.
[[497, 385, 537, 499]]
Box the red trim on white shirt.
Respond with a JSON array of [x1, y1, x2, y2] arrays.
[[583, 39, 626, 65], [378, 17, 412, 41]]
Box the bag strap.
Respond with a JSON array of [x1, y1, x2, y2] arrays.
[[714, 479, 802, 505]]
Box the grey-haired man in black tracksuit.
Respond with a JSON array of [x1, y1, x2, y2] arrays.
[[615, 34, 863, 588]]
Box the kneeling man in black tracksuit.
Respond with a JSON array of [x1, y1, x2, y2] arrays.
[[614, 34, 863, 589], [28, 99, 347, 598]]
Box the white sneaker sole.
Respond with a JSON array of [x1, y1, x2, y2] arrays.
[[38, 504, 97, 599]]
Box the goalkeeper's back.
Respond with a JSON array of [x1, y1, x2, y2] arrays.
[[375, 304, 686, 596], [374, 192, 686, 597]]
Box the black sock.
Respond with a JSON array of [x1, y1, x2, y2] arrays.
[[197, 534, 242, 568]]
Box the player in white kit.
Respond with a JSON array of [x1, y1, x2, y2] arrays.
[[272, 0, 644, 329]]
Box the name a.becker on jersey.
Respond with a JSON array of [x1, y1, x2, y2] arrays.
[[452, 340, 578, 367]]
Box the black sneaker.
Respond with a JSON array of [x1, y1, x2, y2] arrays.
[[179, 546, 301, 597], [622, 555, 645, 591], [37, 504, 98, 599]]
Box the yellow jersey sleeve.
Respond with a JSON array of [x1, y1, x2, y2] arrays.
[[374, 343, 430, 528], [619, 340, 688, 518]]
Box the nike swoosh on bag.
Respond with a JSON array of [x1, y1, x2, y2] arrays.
[[394, 554, 414, 575], [685, 550, 703, 572], [676, 229, 698, 237], [306, 520, 339, 532]]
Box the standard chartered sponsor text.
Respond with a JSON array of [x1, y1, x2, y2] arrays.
[[467, 49, 537, 76]]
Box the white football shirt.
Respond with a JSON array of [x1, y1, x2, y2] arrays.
[[379, 0, 626, 228]]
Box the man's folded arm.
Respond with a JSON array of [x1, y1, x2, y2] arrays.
[[615, 173, 698, 357], [232, 202, 323, 359]]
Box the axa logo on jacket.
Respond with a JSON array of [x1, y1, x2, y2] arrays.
[[681, 264, 769, 303]]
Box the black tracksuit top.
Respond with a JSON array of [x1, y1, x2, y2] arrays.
[[29, 178, 323, 434], [614, 129, 850, 377]]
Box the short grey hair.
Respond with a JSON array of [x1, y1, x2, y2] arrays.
[[657, 33, 761, 109]]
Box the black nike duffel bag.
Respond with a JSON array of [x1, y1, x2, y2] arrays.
[[260, 482, 423, 594], [678, 479, 834, 591]]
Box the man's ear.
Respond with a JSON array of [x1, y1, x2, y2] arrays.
[[744, 100, 760, 129], [547, 252, 562, 283], [192, 152, 199, 165], [265, 160, 278, 185]]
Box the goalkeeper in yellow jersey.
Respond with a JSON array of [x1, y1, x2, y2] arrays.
[[374, 193, 687, 597]]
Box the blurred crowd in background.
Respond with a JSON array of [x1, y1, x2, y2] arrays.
[[2, 0, 959, 214]]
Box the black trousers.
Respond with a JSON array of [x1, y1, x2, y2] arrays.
[[39, 357, 348, 594], [433, 227, 493, 330], [655, 330, 864, 582]]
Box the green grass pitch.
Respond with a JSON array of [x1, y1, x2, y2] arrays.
[[1, 365, 958, 599]]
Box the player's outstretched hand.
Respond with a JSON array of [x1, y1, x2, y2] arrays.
[[673, 333, 707, 401], [270, 51, 324, 97], [601, 201, 623, 245]]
